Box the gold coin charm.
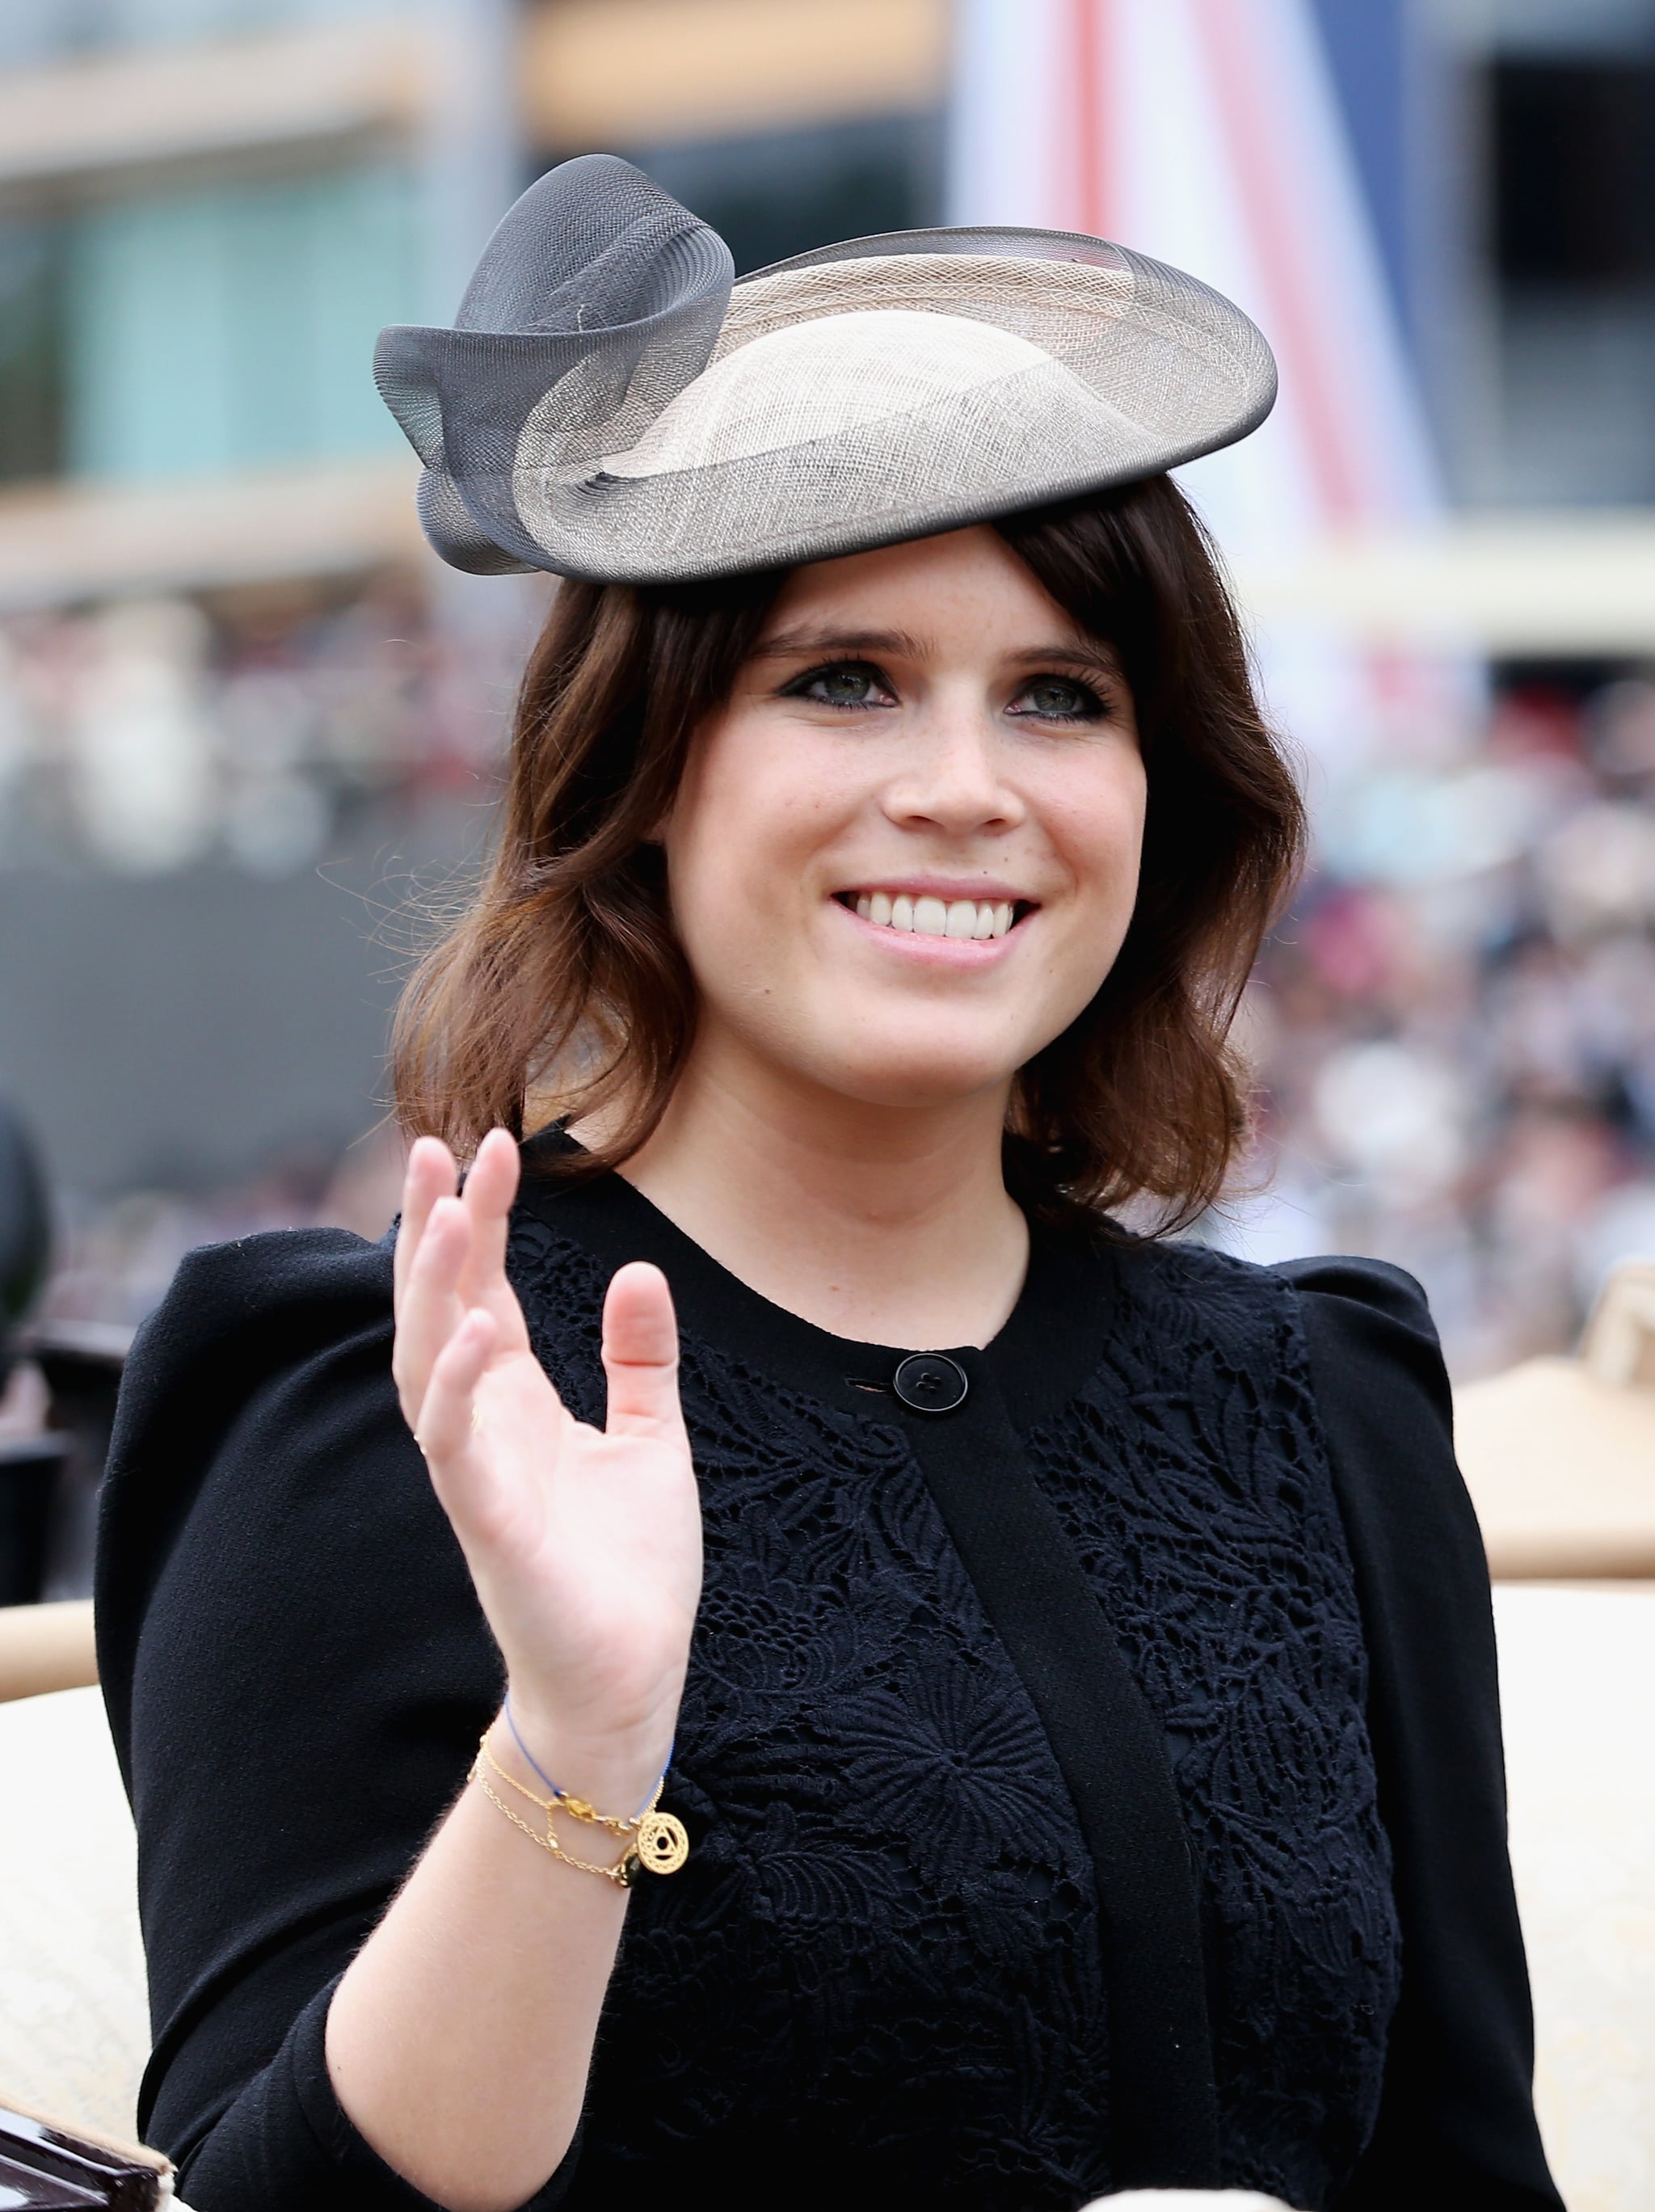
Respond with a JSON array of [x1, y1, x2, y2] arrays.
[[634, 1810, 689, 1876]]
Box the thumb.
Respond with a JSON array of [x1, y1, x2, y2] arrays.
[[601, 1262, 684, 1442]]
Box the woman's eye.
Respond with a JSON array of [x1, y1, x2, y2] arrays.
[[788, 662, 892, 710], [1012, 676, 1104, 722]]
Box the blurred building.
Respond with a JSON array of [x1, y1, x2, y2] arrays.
[[4, 0, 1655, 1377], [941, 0, 1655, 1371], [0, 0, 946, 1319], [1223, 0, 1655, 1372]]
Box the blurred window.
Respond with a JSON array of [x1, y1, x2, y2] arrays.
[[1482, 47, 1655, 503], [1487, 0, 1655, 53], [63, 163, 419, 481], [1494, 60, 1655, 288], [0, 221, 65, 484], [625, 113, 941, 277]]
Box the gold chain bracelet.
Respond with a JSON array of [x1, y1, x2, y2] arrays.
[[471, 1731, 690, 1886]]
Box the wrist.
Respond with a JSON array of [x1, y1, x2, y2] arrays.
[[499, 1691, 672, 1820], [472, 1723, 640, 1883]]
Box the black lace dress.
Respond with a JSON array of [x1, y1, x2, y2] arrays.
[[96, 1140, 1561, 2212]]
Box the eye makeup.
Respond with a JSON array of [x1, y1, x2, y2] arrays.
[[777, 659, 1113, 725]]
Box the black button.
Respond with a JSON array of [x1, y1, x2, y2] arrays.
[[891, 1352, 969, 1414]]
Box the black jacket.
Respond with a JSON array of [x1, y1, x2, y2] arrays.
[[97, 1151, 1561, 2210]]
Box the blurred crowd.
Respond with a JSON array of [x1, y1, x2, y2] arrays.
[[1233, 664, 1655, 1378], [8, 588, 1655, 1383], [0, 579, 475, 1335], [0, 579, 488, 879], [39, 1120, 409, 1344]]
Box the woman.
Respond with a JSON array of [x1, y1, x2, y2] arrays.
[[97, 159, 1561, 2212]]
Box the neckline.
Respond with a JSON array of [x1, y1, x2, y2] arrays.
[[514, 1126, 1118, 1433]]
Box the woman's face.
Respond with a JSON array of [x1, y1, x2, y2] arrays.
[[661, 525, 1148, 1112]]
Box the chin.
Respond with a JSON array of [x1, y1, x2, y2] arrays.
[[790, 986, 1080, 1106], [813, 1038, 1030, 1112]]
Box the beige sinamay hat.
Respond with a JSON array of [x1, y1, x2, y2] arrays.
[[375, 154, 1276, 587]]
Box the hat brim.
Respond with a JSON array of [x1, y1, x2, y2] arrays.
[[512, 346, 1258, 585], [376, 162, 1276, 586]]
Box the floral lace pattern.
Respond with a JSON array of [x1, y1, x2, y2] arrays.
[[508, 1216, 1399, 2211], [1024, 1240, 1402, 2199]]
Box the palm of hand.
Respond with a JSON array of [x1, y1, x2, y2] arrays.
[[394, 1130, 701, 1791]]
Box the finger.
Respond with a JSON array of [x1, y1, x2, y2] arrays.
[[415, 1312, 545, 1563], [457, 1128, 520, 1305], [413, 1306, 498, 1484], [392, 1194, 470, 1425], [395, 1139, 456, 1298], [601, 1262, 686, 1443], [394, 1137, 457, 1310]]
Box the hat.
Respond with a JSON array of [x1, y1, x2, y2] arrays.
[[375, 154, 1276, 588]]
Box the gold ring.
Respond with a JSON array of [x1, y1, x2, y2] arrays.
[[470, 1405, 483, 1434]]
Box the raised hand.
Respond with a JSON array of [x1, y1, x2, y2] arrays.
[[392, 1130, 701, 1810]]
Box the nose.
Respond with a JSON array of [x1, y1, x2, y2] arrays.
[[881, 699, 1025, 839]]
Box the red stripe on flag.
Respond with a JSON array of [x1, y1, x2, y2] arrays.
[[1068, 0, 1114, 238], [1200, 0, 1367, 524]]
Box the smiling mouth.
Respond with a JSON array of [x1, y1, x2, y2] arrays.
[[834, 891, 1033, 941]]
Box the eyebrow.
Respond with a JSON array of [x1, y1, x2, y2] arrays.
[[1005, 643, 1125, 680], [751, 625, 925, 662], [752, 626, 1123, 680]]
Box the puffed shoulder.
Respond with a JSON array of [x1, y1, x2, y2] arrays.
[[122, 1228, 394, 1371], [1268, 1252, 1465, 1547], [96, 1229, 397, 1783], [1270, 1251, 1431, 1315], [1271, 1251, 1455, 1429], [1269, 1254, 1561, 2209], [1266, 1249, 1484, 1755]]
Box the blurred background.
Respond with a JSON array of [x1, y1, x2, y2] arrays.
[[3, 0, 1655, 1589]]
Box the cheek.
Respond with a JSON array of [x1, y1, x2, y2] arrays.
[[1047, 758, 1149, 925], [664, 727, 850, 956]]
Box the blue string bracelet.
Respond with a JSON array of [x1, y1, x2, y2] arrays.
[[503, 1691, 672, 1826]]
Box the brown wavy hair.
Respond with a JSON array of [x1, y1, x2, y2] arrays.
[[391, 475, 1304, 1229]]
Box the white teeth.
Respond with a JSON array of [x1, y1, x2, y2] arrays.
[[847, 891, 1023, 940]]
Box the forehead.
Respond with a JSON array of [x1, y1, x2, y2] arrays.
[[764, 525, 1081, 645]]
